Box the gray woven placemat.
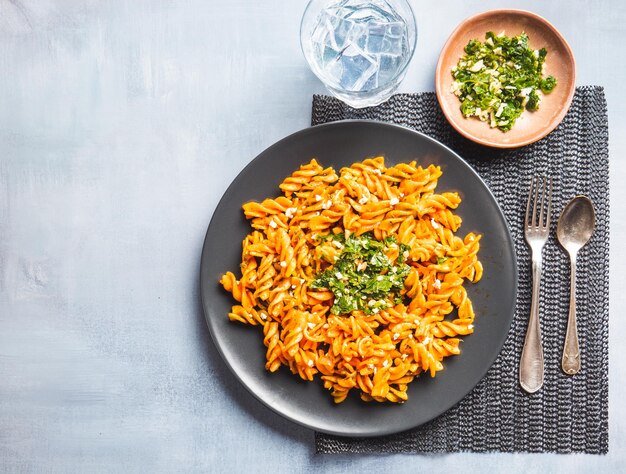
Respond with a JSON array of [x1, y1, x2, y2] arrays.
[[312, 86, 609, 454]]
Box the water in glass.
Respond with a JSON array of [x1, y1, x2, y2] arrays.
[[306, 0, 412, 107]]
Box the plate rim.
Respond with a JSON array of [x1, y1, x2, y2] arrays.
[[200, 119, 518, 436], [435, 8, 577, 148]]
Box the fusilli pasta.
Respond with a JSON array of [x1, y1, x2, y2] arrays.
[[220, 157, 483, 403]]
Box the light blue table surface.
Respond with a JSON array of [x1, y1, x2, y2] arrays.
[[1, 1, 624, 472]]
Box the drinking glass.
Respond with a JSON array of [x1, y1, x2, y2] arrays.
[[300, 0, 417, 109]]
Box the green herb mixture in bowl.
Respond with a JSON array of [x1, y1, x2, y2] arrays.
[[451, 32, 557, 132]]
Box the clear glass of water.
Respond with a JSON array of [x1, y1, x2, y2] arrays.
[[300, 0, 417, 109]]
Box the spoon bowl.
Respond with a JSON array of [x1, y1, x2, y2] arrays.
[[557, 196, 596, 254]]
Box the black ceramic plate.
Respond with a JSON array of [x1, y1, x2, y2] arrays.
[[200, 120, 517, 437]]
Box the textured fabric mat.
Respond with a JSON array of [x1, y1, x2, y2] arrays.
[[312, 86, 609, 454]]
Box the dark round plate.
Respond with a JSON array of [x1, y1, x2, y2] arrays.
[[200, 120, 517, 437]]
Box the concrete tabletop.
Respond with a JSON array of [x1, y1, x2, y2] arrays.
[[1, 1, 624, 472]]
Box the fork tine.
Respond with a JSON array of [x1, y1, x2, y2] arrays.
[[525, 177, 534, 226], [539, 177, 547, 227], [531, 176, 539, 227], [545, 177, 553, 228]]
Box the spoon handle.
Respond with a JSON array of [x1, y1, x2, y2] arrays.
[[562, 253, 581, 374]]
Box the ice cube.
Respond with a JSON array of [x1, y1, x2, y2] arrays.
[[377, 53, 403, 85], [311, 9, 358, 50], [364, 22, 386, 54], [338, 44, 378, 91], [341, 1, 398, 22], [323, 50, 344, 84], [381, 23, 407, 55], [310, 11, 331, 45], [363, 18, 407, 55], [350, 21, 368, 49], [332, 15, 357, 49], [362, 69, 379, 90], [385, 20, 405, 38], [321, 44, 340, 64]]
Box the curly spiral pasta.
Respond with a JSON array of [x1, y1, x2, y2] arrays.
[[220, 157, 482, 403]]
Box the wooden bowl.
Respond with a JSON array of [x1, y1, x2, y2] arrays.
[[435, 9, 576, 148]]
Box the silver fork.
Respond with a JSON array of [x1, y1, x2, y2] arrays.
[[520, 176, 552, 393]]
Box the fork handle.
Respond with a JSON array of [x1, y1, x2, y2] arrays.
[[562, 253, 580, 374], [520, 255, 544, 393]]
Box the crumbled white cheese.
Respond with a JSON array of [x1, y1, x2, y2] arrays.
[[335, 272, 344, 279], [519, 87, 533, 98], [315, 194, 322, 202], [368, 299, 376, 307], [376, 275, 383, 281], [260, 312, 267, 320], [390, 197, 399, 206], [323, 323, 329, 329], [433, 279, 442, 289], [322, 200, 332, 210], [469, 59, 484, 72], [279, 261, 287, 268], [268, 219, 277, 229], [307, 322, 316, 329], [382, 359, 389, 368], [393, 333, 400, 340], [431, 218, 439, 229], [358, 196, 369, 205], [450, 80, 462, 96], [285, 207, 297, 218], [307, 359, 314, 367], [356, 261, 367, 272]]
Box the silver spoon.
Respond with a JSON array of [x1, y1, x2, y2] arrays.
[[556, 195, 595, 375]]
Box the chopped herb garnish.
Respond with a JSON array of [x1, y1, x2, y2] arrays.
[[450, 31, 557, 132], [310, 233, 410, 315]]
